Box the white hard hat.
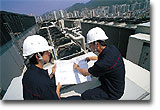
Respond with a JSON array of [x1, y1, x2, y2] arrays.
[[87, 27, 108, 44], [23, 35, 53, 57]]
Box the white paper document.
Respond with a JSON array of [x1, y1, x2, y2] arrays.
[[55, 59, 91, 85], [46, 52, 97, 85]]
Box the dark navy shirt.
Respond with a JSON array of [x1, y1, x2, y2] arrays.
[[88, 45, 125, 99], [22, 65, 59, 100]]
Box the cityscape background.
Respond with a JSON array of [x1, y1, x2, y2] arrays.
[[1, 0, 150, 22], [37, 0, 150, 22]]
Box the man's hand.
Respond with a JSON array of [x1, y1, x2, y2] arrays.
[[85, 56, 98, 62], [56, 82, 62, 99], [52, 64, 56, 75], [57, 82, 62, 90], [85, 57, 90, 62], [73, 63, 79, 70], [73, 62, 90, 76], [49, 64, 56, 79]]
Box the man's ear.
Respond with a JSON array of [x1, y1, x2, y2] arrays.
[[35, 54, 39, 60], [96, 42, 100, 46]]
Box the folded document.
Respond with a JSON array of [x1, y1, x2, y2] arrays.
[[55, 59, 91, 85], [46, 52, 96, 85]]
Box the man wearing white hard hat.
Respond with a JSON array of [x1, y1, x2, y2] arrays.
[[22, 35, 61, 100], [73, 27, 125, 100]]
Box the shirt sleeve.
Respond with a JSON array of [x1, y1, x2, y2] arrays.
[[88, 60, 114, 77], [88, 63, 104, 77]]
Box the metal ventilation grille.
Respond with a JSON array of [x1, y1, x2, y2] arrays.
[[57, 43, 81, 59], [38, 22, 85, 60], [54, 37, 71, 47]]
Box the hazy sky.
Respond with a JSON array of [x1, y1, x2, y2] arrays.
[[0, 0, 90, 16]]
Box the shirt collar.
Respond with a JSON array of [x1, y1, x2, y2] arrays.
[[98, 46, 108, 59], [30, 64, 48, 73]]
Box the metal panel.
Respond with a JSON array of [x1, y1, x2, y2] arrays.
[[139, 43, 150, 71], [126, 37, 143, 64]]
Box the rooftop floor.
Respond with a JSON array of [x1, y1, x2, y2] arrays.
[[2, 54, 150, 100]]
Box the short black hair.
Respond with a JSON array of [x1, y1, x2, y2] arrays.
[[96, 40, 107, 46], [29, 52, 43, 65]]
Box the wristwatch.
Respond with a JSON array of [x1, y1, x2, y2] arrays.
[[51, 72, 55, 75]]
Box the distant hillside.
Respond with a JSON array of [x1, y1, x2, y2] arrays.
[[67, 0, 147, 12]]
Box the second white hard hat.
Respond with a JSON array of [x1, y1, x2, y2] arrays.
[[23, 35, 53, 57], [87, 27, 108, 44]]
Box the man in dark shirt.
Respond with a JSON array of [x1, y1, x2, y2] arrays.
[[22, 35, 61, 100], [22, 64, 59, 100], [73, 27, 125, 100]]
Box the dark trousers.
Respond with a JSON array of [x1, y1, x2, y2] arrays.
[[81, 86, 110, 100]]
